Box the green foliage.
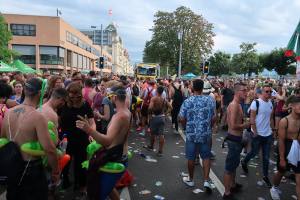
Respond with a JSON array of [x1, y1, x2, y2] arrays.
[[143, 6, 215, 75], [259, 48, 296, 75], [0, 14, 17, 63], [208, 51, 231, 76]]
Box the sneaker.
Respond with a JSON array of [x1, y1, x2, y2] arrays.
[[223, 193, 237, 200], [204, 180, 213, 194], [230, 183, 243, 193], [270, 187, 281, 200], [182, 176, 195, 187], [263, 176, 272, 188], [240, 160, 248, 174]]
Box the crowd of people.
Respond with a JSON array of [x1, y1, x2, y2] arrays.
[[0, 70, 299, 200]]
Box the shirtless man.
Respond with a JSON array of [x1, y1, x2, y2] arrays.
[[1, 78, 59, 200], [223, 83, 250, 200], [145, 86, 172, 156], [76, 86, 131, 200], [270, 96, 300, 200], [41, 88, 67, 140]]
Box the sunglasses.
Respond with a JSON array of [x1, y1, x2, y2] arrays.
[[264, 90, 272, 93]]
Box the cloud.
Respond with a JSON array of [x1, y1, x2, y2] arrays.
[[1, 0, 300, 63]]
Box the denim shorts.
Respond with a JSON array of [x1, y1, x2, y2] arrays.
[[185, 140, 211, 160], [225, 140, 243, 173]]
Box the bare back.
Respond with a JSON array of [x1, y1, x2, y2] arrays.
[[282, 115, 300, 140], [106, 109, 131, 154], [150, 96, 165, 115], [1, 105, 51, 161]]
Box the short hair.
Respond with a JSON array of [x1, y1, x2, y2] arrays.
[[72, 71, 81, 78], [84, 78, 93, 87], [24, 78, 42, 98], [156, 86, 164, 95], [89, 71, 96, 77], [233, 83, 246, 93], [0, 82, 13, 98], [66, 82, 82, 95], [111, 86, 126, 102], [289, 96, 300, 104], [51, 88, 68, 99], [192, 79, 204, 92], [294, 88, 300, 95]]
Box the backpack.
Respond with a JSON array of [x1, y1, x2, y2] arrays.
[[132, 85, 139, 96], [142, 88, 154, 108], [246, 99, 259, 132], [172, 85, 184, 107], [0, 141, 24, 185]]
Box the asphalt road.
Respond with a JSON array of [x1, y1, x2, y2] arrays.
[[0, 118, 297, 200], [127, 119, 297, 200]]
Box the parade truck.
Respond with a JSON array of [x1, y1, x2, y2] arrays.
[[134, 63, 159, 79]]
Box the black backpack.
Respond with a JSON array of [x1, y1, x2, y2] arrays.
[[0, 141, 24, 185]]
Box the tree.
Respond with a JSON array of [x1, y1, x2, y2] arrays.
[[0, 14, 16, 63], [259, 48, 296, 75], [143, 6, 215, 75], [229, 43, 261, 76], [208, 51, 231, 76]]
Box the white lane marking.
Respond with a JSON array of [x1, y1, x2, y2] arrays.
[[175, 123, 225, 195]]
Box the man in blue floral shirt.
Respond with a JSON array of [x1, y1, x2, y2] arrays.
[[179, 79, 216, 193]]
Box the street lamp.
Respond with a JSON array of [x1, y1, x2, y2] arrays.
[[178, 29, 183, 78]]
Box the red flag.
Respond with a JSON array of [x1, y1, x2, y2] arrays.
[[108, 9, 112, 16], [284, 50, 294, 57]]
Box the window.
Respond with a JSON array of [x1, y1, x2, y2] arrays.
[[10, 24, 36, 36], [72, 53, 78, 68], [12, 45, 36, 64], [40, 46, 64, 65], [67, 50, 72, 67], [66, 31, 99, 54], [78, 54, 83, 69]]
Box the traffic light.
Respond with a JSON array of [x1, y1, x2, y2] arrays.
[[99, 57, 104, 69], [203, 61, 209, 74]]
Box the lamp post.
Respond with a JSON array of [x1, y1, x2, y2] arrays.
[[178, 30, 183, 78]]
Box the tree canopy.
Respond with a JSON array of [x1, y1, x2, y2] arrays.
[[143, 6, 215, 75], [0, 14, 16, 63]]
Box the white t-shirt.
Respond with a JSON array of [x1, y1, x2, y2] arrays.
[[250, 98, 273, 137]]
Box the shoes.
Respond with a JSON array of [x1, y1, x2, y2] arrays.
[[270, 187, 281, 200], [156, 151, 163, 157], [263, 176, 272, 188], [204, 180, 213, 194], [223, 193, 237, 200], [143, 145, 153, 151], [240, 160, 248, 174], [182, 176, 195, 187], [230, 183, 242, 193]]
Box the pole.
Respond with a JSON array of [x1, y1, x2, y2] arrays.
[[93, 29, 95, 44], [178, 31, 183, 78], [56, 9, 58, 17], [100, 24, 103, 77]]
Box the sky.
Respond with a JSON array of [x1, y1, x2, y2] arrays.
[[1, 0, 300, 64]]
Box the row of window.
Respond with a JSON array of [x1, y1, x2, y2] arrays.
[[10, 24, 36, 36], [12, 45, 92, 69], [66, 31, 100, 57]]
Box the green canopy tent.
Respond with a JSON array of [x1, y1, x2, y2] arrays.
[[10, 59, 36, 73], [284, 20, 300, 80], [182, 72, 196, 80], [0, 61, 18, 72]]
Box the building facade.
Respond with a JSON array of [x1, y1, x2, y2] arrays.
[[3, 13, 112, 73], [81, 23, 133, 75]]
